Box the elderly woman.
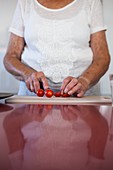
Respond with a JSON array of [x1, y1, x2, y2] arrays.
[[4, 0, 110, 97]]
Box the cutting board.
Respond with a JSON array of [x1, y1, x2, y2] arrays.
[[5, 95, 112, 105]]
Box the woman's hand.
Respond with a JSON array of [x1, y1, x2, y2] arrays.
[[25, 71, 49, 93], [61, 31, 110, 97], [61, 76, 90, 97]]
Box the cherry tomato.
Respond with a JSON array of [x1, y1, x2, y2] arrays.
[[37, 89, 44, 97], [54, 91, 61, 97], [61, 93, 70, 97], [45, 89, 54, 98]]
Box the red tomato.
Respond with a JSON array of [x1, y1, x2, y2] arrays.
[[54, 91, 61, 97], [45, 89, 54, 98], [61, 93, 70, 97], [37, 89, 44, 97]]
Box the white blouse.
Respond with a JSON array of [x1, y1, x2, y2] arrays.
[[9, 0, 106, 95]]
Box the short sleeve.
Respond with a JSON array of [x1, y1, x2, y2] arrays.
[[9, 0, 25, 37], [89, 0, 107, 34]]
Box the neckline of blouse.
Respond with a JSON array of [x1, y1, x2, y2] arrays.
[[34, 0, 77, 12]]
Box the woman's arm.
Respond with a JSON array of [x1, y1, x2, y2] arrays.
[[61, 31, 110, 97], [78, 30, 110, 92], [4, 33, 49, 93], [4, 33, 32, 81]]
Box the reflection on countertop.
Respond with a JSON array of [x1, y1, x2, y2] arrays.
[[0, 104, 113, 170], [0, 103, 14, 112]]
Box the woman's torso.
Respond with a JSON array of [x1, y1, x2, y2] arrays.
[[12, 0, 103, 95], [22, 0, 93, 83]]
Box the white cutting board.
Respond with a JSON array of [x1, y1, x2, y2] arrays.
[[5, 95, 112, 105]]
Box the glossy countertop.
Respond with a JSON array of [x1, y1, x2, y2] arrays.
[[0, 103, 113, 170]]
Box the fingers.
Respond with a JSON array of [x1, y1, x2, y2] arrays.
[[61, 76, 81, 95], [41, 76, 49, 90], [61, 76, 89, 97], [25, 71, 49, 93], [26, 76, 40, 92], [25, 72, 89, 96]]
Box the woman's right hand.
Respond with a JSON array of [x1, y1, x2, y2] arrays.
[[25, 71, 49, 93]]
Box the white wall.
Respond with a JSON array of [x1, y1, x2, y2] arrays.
[[100, 0, 113, 95], [0, 0, 19, 93], [0, 51, 19, 93], [0, 0, 113, 95], [0, 0, 17, 48]]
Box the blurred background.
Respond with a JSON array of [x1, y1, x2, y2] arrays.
[[0, 0, 113, 95]]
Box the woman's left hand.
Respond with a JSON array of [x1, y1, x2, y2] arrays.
[[60, 76, 90, 97]]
